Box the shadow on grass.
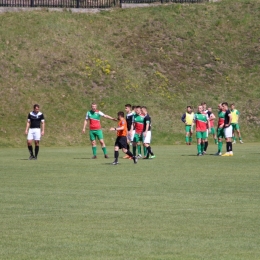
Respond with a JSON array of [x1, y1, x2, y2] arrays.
[[73, 158, 93, 160]]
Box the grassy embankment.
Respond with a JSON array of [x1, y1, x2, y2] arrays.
[[0, 0, 260, 147]]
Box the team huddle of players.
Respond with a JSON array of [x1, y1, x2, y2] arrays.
[[182, 102, 243, 156], [82, 103, 155, 165]]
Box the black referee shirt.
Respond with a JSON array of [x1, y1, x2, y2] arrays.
[[224, 109, 231, 127], [126, 112, 134, 131], [28, 111, 45, 128], [143, 114, 151, 131]]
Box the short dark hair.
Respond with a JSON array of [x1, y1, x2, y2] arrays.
[[222, 102, 228, 106], [125, 104, 131, 108], [132, 106, 136, 109], [187, 106, 192, 109], [33, 104, 40, 109], [118, 111, 124, 118], [141, 106, 147, 110], [201, 102, 206, 105], [231, 103, 235, 106], [136, 106, 141, 109]]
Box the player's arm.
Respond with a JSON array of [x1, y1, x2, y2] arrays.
[[41, 121, 45, 136], [110, 126, 124, 131], [181, 113, 186, 124], [207, 119, 211, 131], [25, 120, 30, 135], [191, 116, 195, 133], [143, 119, 150, 137], [225, 114, 232, 127], [210, 113, 216, 120], [82, 119, 88, 134], [104, 114, 117, 121]]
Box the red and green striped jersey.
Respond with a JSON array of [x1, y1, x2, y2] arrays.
[[218, 110, 225, 127], [133, 114, 145, 134], [86, 110, 105, 130], [194, 113, 208, 132]]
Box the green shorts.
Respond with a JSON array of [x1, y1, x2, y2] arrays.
[[89, 130, 104, 141], [231, 123, 240, 131], [185, 125, 193, 133], [196, 131, 207, 139], [133, 133, 143, 143], [217, 128, 224, 138], [209, 127, 215, 135]]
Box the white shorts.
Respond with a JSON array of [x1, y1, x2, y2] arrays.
[[27, 128, 41, 141], [143, 131, 151, 143], [224, 125, 233, 138], [130, 130, 135, 142]]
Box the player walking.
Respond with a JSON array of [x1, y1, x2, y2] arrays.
[[25, 104, 45, 160], [123, 104, 134, 159], [191, 105, 210, 156], [181, 106, 194, 145], [230, 103, 243, 144], [82, 103, 117, 159], [110, 111, 137, 165]]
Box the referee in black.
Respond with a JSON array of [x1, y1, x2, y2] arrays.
[[25, 104, 45, 160]]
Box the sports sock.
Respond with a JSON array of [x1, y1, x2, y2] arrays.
[[214, 138, 218, 144], [35, 146, 39, 157], [102, 147, 107, 155], [204, 141, 208, 151], [218, 141, 223, 153], [239, 137, 242, 140], [147, 146, 152, 156], [233, 136, 236, 141], [92, 146, 97, 156], [28, 145, 33, 156], [114, 151, 119, 162], [133, 146, 137, 156], [229, 142, 233, 152], [185, 136, 189, 143], [197, 144, 201, 154], [127, 144, 130, 150], [201, 142, 205, 152], [143, 146, 147, 157], [126, 150, 133, 158], [137, 145, 141, 155], [189, 137, 192, 143]]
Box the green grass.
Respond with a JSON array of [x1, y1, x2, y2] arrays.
[[1, 144, 260, 259], [0, 0, 260, 147]]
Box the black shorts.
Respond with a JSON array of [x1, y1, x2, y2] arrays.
[[115, 136, 127, 149]]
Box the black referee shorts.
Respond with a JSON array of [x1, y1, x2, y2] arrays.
[[115, 136, 128, 149]]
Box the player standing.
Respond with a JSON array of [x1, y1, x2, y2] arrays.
[[207, 107, 218, 144], [82, 103, 117, 159], [191, 105, 210, 156], [215, 103, 225, 156], [181, 106, 194, 145], [123, 104, 134, 159], [132, 106, 144, 158], [110, 111, 137, 165], [221, 102, 234, 156], [201, 102, 210, 154], [230, 103, 243, 144], [141, 106, 155, 159], [25, 104, 45, 160]]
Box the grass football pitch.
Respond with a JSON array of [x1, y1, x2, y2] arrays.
[[0, 144, 259, 259]]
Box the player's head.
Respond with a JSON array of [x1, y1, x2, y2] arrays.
[[231, 103, 235, 110], [117, 111, 124, 119], [222, 102, 228, 111], [198, 105, 203, 113], [125, 104, 131, 113], [208, 107, 212, 112], [218, 103, 223, 110], [135, 106, 141, 115], [201, 102, 207, 110], [187, 106, 192, 112], [33, 104, 40, 113], [91, 103, 97, 111], [132, 106, 136, 111], [141, 106, 147, 115]]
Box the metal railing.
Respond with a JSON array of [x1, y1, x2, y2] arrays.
[[0, 0, 206, 8]]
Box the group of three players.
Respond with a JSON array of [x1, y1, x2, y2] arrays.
[[182, 102, 243, 156]]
